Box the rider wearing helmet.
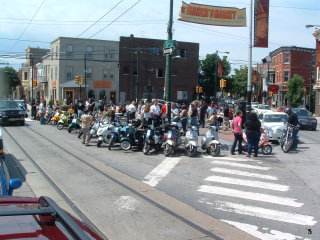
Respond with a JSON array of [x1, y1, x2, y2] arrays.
[[285, 108, 299, 149]]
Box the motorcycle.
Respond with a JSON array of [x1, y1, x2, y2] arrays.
[[163, 119, 183, 156], [50, 111, 60, 125], [108, 123, 124, 150], [201, 125, 221, 157], [96, 120, 120, 148], [57, 112, 73, 130], [142, 125, 163, 154], [120, 119, 144, 151], [241, 128, 273, 155], [185, 126, 198, 157], [68, 118, 81, 133], [280, 124, 299, 153]]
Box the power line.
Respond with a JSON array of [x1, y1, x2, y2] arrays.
[[9, 0, 47, 52], [77, 0, 125, 38], [89, 0, 142, 39]]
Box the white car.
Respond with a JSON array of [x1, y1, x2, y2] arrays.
[[260, 112, 288, 143], [253, 104, 272, 115]]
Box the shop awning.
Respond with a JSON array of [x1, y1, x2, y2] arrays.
[[60, 80, 84, 88]]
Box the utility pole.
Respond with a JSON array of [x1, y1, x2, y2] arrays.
[[30, 56, 34, 102], [135, 48, 141, 102], [84, 54, 87, 100], [246, 0, 253, 113], [165, 0, 173, 124]]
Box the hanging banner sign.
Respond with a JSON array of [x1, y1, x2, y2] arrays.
[[178, 2, 246, 27], [254, 0, 270, 48]]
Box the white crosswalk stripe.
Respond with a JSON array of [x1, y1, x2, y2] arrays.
[[210, 160, 270, 170], [203, 155, 260, 162], [210, 167, 278, 180], [204, 175, 289, 191]]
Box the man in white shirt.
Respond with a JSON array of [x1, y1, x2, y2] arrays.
[[128, 101, 137, 120], [171, 103, 179, 120], [150, 99, 160, 116]]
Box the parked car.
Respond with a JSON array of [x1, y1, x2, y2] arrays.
[[292, 108, 317, 131], [253, 104, 272, 115], [0, 196, 105, 239], [0, 128, 22, 196], [251, 102, 260, 109], [260, 112, 288, 143], [0, 99, 25, 126], [277, 106, 291, 113]]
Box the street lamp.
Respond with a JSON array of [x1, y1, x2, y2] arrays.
[[306, 24, 320, 29]]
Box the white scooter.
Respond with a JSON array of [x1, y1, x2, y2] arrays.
[[185, 126, 198, 157], [201, 125, 221, 156]]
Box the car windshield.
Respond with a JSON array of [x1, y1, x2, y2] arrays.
[[257, 105, 270, 110], [293, 109, 309, 116], [0, 101, 19, 109], [264, 114, 288, 122]]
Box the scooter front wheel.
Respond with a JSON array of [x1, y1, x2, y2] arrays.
[[261, 145, 272, 155], [210, 144, 220, 157], [186, 145, 197, 157], [97, 140, 103, 148], [121, 140, 132, 151], [68, 127, 73, 133], [57, 123, 64, 130], [164, 144, 174, 156], [143, 142, 151, 154]]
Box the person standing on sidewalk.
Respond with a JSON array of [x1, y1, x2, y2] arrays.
[[244, 112, 261, 157], [222, 104, 230, 131], [230, 110, 243, 155], [80, 109, 93, 146], [39, 99, 46, 125]]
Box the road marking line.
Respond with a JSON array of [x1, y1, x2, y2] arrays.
[[210, 168, 278, 180], [199, 199, 316, 226], [210, 160, 270, 170], [142, 157, 181, 187], [204, 175, 289, 191], [114, 196, 140, 211], [221, 220, 311, 240], [204, 156, 259, 162], [198, 185, 303, 207]]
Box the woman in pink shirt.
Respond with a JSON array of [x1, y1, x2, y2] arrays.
[[231, 110, 243, 155]]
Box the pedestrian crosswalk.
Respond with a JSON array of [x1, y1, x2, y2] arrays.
[[198, 155, 317, 239]]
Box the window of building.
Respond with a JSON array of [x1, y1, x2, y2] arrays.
[[318, 69, 320, 81], [109, 50, 114, 58], [156, 68, 164, 78], [66, 45, 73, 56], [284, 52, 290, 64], [312, 54, 316, 67], [100, 90, 106, 100], [122, 66, 129, 75], [284, 71, 290, 82], [86, 67, 92, 79], [66, 66, 72, 79], [149, 47, 160, 55], [24, 72, 28, 80], [51, 48, 54, 60], [103, 70, 108, 80], [55, 46, 59, 58], [55, 67, 58, 80], [51, 67, 53, 80], [86, 46, 93, 58], [109, 70, 114, 80], [179, 49, 187, 57], [177, 91, 188, 100], [311, 71, 315, 84]]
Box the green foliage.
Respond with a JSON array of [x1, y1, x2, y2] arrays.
[[3, 66, 20, 89], [285, 74, 304, 107], [230, 66, 248, 97], [48, 100, 54, 107], [200, 52, 231, 98]]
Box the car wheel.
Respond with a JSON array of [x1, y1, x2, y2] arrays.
[[312, 126, 317, 131], [20, 121, 25, 126]]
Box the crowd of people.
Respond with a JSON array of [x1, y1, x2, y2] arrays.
[[27, 97, 298, 156]]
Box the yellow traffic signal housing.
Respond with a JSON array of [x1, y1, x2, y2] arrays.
[[196, 86, 199, 93], [220, 79, 226, 88], [81, 76, 85, 85], [75, 75, 80, 84], [33, 80, 37, 86], [199, 86, 203, 93]]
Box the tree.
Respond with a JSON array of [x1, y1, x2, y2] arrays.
[[3, 66, 20, 89], [285, 74, 304, 107], [200, 52, 231, 100], [230, 66, 248, 98]]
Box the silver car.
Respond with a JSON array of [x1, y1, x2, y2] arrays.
[[260, 112, 288, 143]]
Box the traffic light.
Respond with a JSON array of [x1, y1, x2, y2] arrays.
[[81, 76, 85, 85], [75, 75, 80, 84], [220, 79, 226, 88], [33, 80, 37, 87], [196, 86, 199, 93], [199, 86, 203, 93]]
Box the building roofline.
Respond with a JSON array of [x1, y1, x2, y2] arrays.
[[270, 46, 315, 57], [119, 36, 199, 46], [51, 37, 119, 44]]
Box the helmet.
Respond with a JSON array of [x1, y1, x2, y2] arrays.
[[131, 118, 142, 127], [285, 108, 292, 115]]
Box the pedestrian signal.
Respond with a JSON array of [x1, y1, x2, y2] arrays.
[[199, 86, 203, 93], [81, 76, 85, 85], [220, 79, 226, 88]]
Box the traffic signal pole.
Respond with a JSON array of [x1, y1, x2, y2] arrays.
[[246, 0, 253, 113], [165, 0, 173, 124]]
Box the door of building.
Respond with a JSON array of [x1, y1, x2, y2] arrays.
[[65, 90, 73, 105]]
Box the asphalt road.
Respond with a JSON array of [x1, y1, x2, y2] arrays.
[[2, 118, 320, 240]]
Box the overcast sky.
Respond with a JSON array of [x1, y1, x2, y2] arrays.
[[0, 0, 319, 70]]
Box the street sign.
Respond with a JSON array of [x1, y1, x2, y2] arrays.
[[163, 47, 174, 56], [163, 40, 177, 48]]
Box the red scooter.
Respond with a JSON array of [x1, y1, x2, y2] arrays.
[[241, 128, 273, 155]]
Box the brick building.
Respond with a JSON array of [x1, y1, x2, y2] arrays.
[[268, 46, 316, 108], [118, 35, 199, 104]]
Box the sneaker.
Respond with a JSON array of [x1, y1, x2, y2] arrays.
[[231, 152, 235, 155], [82, 142, 85, 144], [254, 154, 258, 157], [246, 154, 251, 157]]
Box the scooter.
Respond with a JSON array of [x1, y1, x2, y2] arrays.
[[68, 118, 81, 133], [142, 125, 163, 154], [185, 126, 198, 157], [120, 119, 144, 151], [96, 121, 120, 148], [163, 120, 183, 156], [50, 111, 60, 125], [201, 125, 221, 156], [108, 123, 124, 150], [57, 112, 73, 130], [241, 128, 272, 155]]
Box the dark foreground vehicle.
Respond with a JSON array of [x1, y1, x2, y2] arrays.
[[0, 196, 105, 240], [0, 100, 25, 126]]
